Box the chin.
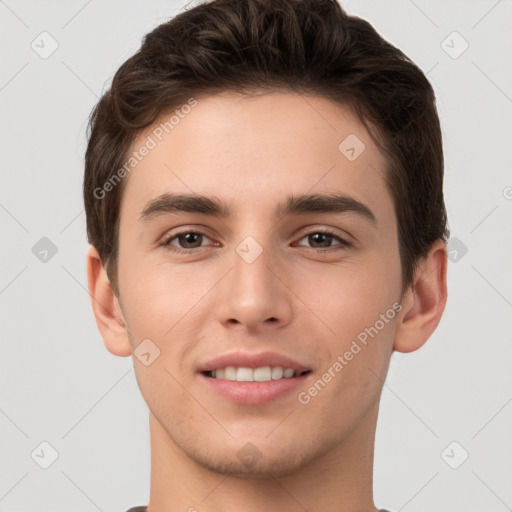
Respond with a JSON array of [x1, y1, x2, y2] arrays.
[[186, 444, 318, 479]]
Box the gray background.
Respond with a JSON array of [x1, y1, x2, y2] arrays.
[[1, 1, 511, 511]]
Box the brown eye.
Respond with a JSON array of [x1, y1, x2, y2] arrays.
[[295, 229, 351, 250], [163, 230, 213, 253]]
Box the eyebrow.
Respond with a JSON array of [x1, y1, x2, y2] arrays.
[[139, 192, 377, 226]]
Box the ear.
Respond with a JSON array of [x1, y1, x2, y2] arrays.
[[86, 245, 132, 357], [394, 239, 448, 353]]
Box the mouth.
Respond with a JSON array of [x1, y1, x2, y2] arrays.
[[197, 351, 313, 405]]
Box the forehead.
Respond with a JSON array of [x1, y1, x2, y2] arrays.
[[119, 91, 392, 224]]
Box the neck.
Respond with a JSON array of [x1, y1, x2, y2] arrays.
[[146, 405, 380, 512]]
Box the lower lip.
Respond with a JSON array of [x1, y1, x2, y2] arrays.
[[198, 372, 311, 405]]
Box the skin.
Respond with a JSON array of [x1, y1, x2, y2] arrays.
[[87, 91, 448, 512]]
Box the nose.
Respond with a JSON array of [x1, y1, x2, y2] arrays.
[[215, 237, 294, 334]]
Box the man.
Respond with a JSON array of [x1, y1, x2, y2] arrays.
[[84, 0, 449, 510]]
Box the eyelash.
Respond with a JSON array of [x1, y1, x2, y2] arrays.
[[161, 228, 351, 254]]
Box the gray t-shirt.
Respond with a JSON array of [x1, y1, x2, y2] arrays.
[[127, 507, 392, 511]]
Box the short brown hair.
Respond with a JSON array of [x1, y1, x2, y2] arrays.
[[83, 0, 449, 297]]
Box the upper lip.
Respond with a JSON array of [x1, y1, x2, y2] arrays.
[[197, 350, 311, 373]]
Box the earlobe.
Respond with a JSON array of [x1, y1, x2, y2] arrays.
[[86, 246, 132, 357], [393, 239, 448, 353]]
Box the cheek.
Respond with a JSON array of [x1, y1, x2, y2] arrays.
[[301, 254, 400, 340], [119, 250, 193, 334], [297, 253, 399, 405]]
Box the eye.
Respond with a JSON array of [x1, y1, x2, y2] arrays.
[[161, 227, 352, 255], [162, 230, 215, 254], [294, 229, 351, 251]]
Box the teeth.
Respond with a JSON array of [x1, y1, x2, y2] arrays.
[[224, 366, 237, 380], [208, 365, 305, 382], [283, 368, 295, 378], [271, 366, 284, 379], [236, 367, 253, 381], [253, 366, 272, 381]]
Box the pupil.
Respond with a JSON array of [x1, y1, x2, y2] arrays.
[[181, 233, 201, 248], [311, 233, 331, 247]]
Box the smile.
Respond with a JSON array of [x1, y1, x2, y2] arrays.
[[204, 366, 311, 382]]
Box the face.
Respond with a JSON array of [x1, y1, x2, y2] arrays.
[[114, 91, 403, 476]]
